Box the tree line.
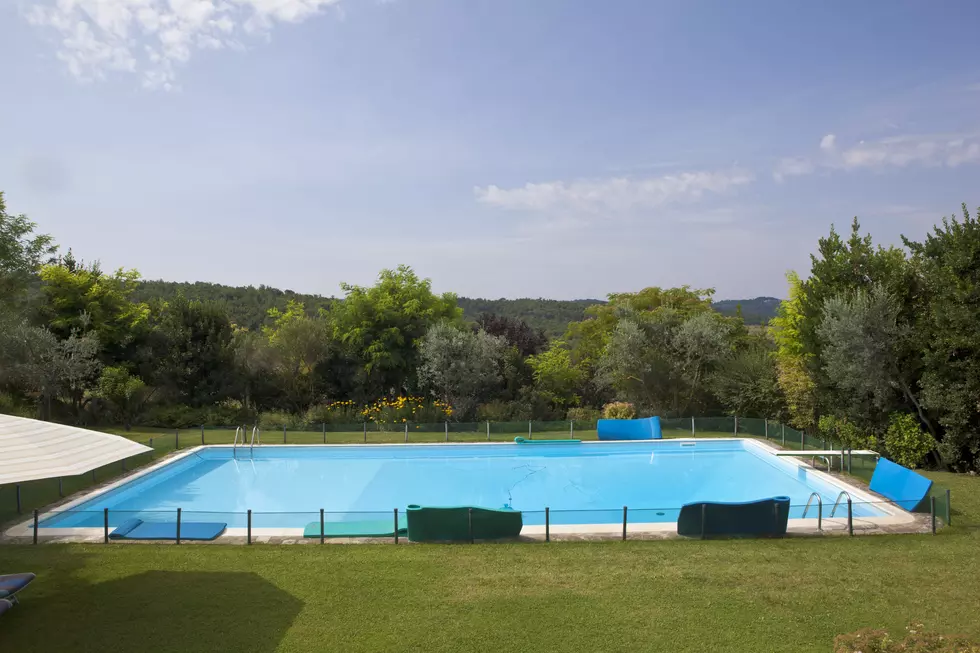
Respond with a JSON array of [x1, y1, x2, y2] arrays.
[[1, 191, 978, 470]]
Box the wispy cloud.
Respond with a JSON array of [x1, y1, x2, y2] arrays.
[[25, 0, 345, 90], [774, 131, 980, 180], [474, 168, 755, 214]]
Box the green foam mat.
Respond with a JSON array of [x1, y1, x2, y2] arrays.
[[302, 519, 407, 538]]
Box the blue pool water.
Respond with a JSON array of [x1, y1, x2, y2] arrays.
[[42, 440, 885, 528]]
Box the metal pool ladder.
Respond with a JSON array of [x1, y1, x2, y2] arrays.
[[802, 492, 823, 530], [233, 426, 246, 458], [249, 426, 261, 457], [829, 490, 852, 518]]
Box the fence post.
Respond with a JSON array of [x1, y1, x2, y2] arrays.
[[247, 509, 252, 545], [945, 488, 952, 526], [320, 508, 325, 544], [622, 506, 627, 541], [734, 415, 737, 436], [16, 484, 21, 514], [765, 419, 768, 440], [700, 504, 706, 540], [847, 450, 852, 473], [283, 425, 287, 444], [322, 423, 326, 444], [445, 421, 448, 442], [691, 416, 695, 436], [176, 508, 182, 545], [394, 508, 399, 544], [930, 496, 937, 534], [486, 420, 490, 441], [801, 431, 805, 451], [363, 422, 367, 443], [92, 469, 96, 484], [104, 508, 109, 544], [545, 507, 550, 542], [33, 510, 38, 545], [175, 428, 179, 450], [528, 420, 532, 440], [570, 420, 574, 438], [58, 478, 63, 498], [468, 508, 474, 543], [847, 499, 853, 536], [150, 437, 154, 449], [201, 425, 205, 445], [405, 422, 408, 443]]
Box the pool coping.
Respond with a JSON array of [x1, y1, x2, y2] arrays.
[[3, 438, 922, 542]]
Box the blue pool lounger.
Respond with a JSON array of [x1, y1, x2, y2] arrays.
[[0, 573, 36, 604], [677, 497, 790, 538], [597, 416, 662, 440], [109, 518, 226, 541], [869, 458, 933, 512]]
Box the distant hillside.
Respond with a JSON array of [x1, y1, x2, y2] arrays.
[[134, 280, 779, 335], [133, 281, 336, 331], [711, 297, 781, 325], [456, 298, 603, 337]]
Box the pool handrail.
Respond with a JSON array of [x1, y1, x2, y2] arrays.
[[233, 426, 245, 458], [829, 490, 852, 518], [802, 492, 822, 530], [250, 426, 261, 457]]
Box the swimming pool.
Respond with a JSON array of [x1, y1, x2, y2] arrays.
[[38, 439, 890, 531]]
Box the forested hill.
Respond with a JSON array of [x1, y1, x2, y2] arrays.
[[133, 280, 778, 335], [710, 297, 781, 325]]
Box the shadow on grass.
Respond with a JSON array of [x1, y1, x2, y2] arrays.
[[1, 569, 303, 652]]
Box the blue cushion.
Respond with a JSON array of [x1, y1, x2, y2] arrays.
[[109, 518, 144, 539], [597, 416, 663, 440], [869, 458, 933, 512], [111, 521, 226, 541], [0, 573, 36, 599]]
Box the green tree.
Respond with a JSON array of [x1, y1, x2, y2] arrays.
[[710, 336, 784, 418], [0, 191, 57, 307], [770, 271, 817, 430], [150, 295, 237, 408], [418, 323, 509, 419], [263, 300, 333, 411], [38, 253, 149, 362], [527, 341, 586, 412], [94, 366, 152, 429], [905, 204, 980, 468], [332, 265, 462, 397], [0, 318, 100, 420], [817, 285, 932, 437]]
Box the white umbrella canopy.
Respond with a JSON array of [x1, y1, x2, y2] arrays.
[[0, 414, 152, 484]]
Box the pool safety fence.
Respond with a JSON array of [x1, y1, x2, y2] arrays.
[[15, 490, 950, 544], [1, 416, 954, 533]]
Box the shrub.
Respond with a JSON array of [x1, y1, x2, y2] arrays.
[[884, 413, 936, 468], [141, 404, 209, 429], [834, 623, 980, 652], [305, 401, 362, 425], [818, 414, 876, 450], [566, 407, 600, 423], [602, 401, 636, 420], [258, 410, 306, 431], [476, 400, 528, 422], [0, 392, 34, 418]]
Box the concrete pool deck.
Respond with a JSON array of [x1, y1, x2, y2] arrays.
[[2, 439, 930, 544]]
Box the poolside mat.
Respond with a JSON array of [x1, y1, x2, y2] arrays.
[[302, 519, 407, 538], [109, 519, 226, 541]]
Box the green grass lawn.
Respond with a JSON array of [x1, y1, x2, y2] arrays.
[[1, 427, 974, 650], [0, 471, 978, 651]]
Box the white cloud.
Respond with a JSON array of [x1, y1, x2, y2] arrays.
[[773, 157, 814, 182], [25, 0, 344, 90], [474, 168, 754, 214], [773, 131, 980, 180], [840, 133, 980, 169]]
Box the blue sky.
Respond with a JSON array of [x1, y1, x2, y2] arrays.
[[2, 0, 979, 300]]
